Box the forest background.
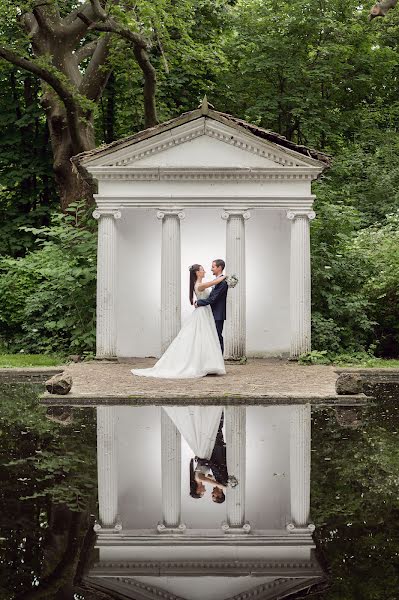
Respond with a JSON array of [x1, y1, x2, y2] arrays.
[[0, 0, 398, 363]]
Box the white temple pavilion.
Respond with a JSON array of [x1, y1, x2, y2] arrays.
[[74, 99, 330, 362], [73, 101, 330, 598]]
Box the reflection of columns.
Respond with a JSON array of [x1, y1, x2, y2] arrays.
[[286, 210, 315, 359], [157, 409, 185, 532], [157, 209, 185, 353], [223, 406, 249, 532], [222, 209, 250, 360], [287, 404, 314, 533], [93, 208, 121, 359], [95, 407, 121, 532]]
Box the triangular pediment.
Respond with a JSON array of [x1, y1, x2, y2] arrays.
[[79, 114, 326, 174]]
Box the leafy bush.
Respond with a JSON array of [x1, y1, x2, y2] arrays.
[[311, 199, 374, 353], [349, 212, 399, 357], [0, 202, 97, 354]]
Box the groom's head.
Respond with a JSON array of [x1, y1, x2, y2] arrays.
[[211, 259, 225, 277]]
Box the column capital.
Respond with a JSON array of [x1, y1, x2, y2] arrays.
[[286, 209, 315, 221], [157, 208, 185, 220], [221, 208, 251, 221], [93, 208, 122, 220]]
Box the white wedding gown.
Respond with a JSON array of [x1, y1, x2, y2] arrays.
[[131, 284, 226, 379], [164, 406, 223, 459]]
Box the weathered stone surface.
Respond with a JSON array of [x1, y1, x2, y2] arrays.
[[335, 373, 363, 395], [45, 372, 72, 395], [37, 359, 369, 405], [67, 354, 82, 363]]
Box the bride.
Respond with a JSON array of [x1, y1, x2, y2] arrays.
[[131, 264, 226, 379]]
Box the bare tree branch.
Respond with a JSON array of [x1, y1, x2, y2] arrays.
[[133, 45, 157, 127], [20, 12, 39, 37], [369, 0, 398, 19], [82, 0, 157, 125], [32, 1, 59, 35], [79, 34, 113, 101], [74, 39, 100, 63], [60, 2, 97, 45]]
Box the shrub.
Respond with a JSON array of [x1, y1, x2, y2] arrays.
[[0, 202, 97, 354]]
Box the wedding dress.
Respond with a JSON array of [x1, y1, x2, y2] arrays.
[[164, 406, 223, 459], [131, 283, 226, 379]]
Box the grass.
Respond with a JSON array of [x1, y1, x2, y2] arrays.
[[0, 354, 66, 368], [299, 350, 399, 368], [334, 357, 399, 368]]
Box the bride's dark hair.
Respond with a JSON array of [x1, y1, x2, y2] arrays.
[[189, 264, 201, 305], [189, 458, 202, 499]]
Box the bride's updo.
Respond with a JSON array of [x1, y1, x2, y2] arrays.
[[189, 264, 201, 305]]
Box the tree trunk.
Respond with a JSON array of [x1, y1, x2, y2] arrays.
[[44, 95, 97, 211]]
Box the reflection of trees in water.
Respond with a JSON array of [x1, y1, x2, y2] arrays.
[[1, 383, 398, 599], [0, 384, 100, 599], [310, 383, 399, 599]]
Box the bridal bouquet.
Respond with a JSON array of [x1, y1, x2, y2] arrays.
[[227, 475, 239, 488], [225, 274, 239, 288]]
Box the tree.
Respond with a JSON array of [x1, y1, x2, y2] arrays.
[[370, 0, 398, 19], [0, 1, 157, 209]]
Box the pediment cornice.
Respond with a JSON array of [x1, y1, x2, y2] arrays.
[[84, 118, 324, 172], [88, 166, 320, 182]]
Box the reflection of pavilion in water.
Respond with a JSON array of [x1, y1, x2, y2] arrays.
[[85, 404, 324, 599]]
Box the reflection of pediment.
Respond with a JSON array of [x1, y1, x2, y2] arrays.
[[86, 574, 324, 600]]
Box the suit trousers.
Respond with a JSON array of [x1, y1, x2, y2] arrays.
[[215, 320, 224, 355]]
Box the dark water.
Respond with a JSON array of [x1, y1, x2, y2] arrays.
[[0, 382, 398, 600]]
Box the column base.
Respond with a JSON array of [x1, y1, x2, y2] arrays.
[[286, 522, 315, 534], [94, 518, 123, 533], [221, 521, 251, 534], [94, 355, 118, 361], [225, 356, 247, 364], [157, 522, 186, 534]]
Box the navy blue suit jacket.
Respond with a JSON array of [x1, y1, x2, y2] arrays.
[[197, 279, 228, 321]]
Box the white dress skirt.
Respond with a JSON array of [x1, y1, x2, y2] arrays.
[[131, 285, 226, 379]]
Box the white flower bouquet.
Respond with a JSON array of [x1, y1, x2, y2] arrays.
[[225, 274, 239, 288]]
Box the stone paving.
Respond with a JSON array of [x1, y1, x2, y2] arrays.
[[37, 358, 370, 405]]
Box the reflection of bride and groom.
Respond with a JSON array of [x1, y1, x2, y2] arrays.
[[131, 259, 239, 501]]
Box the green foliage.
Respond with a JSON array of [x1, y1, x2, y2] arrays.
[[0, 202, 97, 354], [0, 353, 65, 367], [310, 199, 373, 352], [350, 212, 399, 356], [311, 388, 399, 598], [0, 63, 58, 256]]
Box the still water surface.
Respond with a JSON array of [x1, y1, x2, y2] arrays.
[[0, 382, 398, 600]]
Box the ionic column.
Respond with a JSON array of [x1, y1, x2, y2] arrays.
[[93, 208, 121, 359], [157, 209, 185, 353], [157, 409, 185, 532], [223, 406, 250, 532], [95, 406, 121, 532], [287, 404, 314, 534], [222, 209, 250, 360], [286, 210, 315, 358]]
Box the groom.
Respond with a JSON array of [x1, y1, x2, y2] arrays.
[[196, 259, 228, 354]]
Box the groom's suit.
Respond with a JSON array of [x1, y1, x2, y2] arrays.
[[197, 278, 228, 354], [196, 414, 228, 486]]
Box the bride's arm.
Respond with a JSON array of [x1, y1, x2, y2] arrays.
[[197, 274, 226, 292], [195, 472, 226, 489]]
